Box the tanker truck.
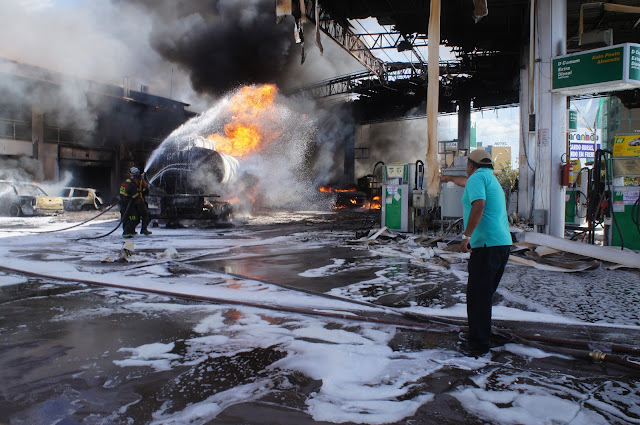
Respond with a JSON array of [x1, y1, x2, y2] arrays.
[[144, 135, 238, 225]]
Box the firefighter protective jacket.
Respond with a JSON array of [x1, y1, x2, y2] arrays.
[[119, 177, 149, 202]]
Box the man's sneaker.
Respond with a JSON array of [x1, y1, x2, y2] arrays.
[[458, 341, 490, 358], [141, 230, 152, 235], [122, 233, 134, 239]]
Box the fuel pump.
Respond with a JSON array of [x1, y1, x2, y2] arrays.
[[413, 160, 428, 232], [381, 162, 420, 232], [439, 154, 467, 220], [586, 150, 611, 245], [608, 135, 640, 249], [565, 159, 589, 226]]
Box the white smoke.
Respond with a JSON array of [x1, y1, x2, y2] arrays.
[[0, 156, 72, 195], [0, 0, 363, 198], [0, 156, 44, 182], [146, 85, 338, 213], [0, 0, 208, 113]]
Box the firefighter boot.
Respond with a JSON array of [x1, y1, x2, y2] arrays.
[[141, 221, 152, 235]]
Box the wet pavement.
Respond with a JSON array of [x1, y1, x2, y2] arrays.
[[1, 210, 639, 424]]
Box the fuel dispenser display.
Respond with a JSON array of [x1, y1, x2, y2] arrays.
[[381, 162, 426, 232], [608, 135, 640, 250]]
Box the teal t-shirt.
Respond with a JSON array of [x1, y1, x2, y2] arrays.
[[462, 168, 512, 248]]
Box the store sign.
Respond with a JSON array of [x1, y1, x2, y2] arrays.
[[569, 129, 601, 159], [552, 43, 640, 95], [570, 142, 601, 159]]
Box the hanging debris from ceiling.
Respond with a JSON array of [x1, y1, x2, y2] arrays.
[[473, 0, 488, 23], [275, 0, 322, 64], [315, 0, 324, 55], [426, 0, 441, 198], [275, 0, 292, 21]]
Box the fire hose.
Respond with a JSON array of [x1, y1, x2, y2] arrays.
[[0, 263, 454, 333], [493, 329, 640, 370], [1, 201, 120, 235], [75, 199, 131, 240], [1, 261, 639, 371], [85, 170, 151, 240]]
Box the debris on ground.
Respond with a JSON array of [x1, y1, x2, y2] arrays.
[[517, 231, 640, 269], [349, 226, 638, 273]]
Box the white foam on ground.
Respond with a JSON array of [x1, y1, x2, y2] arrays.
[[0, 273, 28, 287], [1, 215, 638, 424]]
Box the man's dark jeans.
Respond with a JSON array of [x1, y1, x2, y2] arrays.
[[467, 245, 511, 351]]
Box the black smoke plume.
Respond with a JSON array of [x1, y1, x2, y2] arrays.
[[124, 0, 296, 96]]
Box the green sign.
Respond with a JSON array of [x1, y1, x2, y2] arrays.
[[630, 45, 640, 81], [552, 43, 640, 95], [568, 109, 577, 131]]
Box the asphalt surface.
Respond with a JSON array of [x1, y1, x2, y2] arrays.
[[1, 209, 639, 425]]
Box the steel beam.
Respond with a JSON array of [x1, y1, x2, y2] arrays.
[[285, 61, 464, 99], [302, 0, 386, 79]]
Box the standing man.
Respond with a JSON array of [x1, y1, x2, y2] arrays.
[[440, 150, 512, 356], [119, 167, 152, 238]]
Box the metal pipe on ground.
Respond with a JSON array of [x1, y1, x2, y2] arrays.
[[1, 265, 639, 371]]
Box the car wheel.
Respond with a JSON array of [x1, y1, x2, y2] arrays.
[[9, 204, 21, 217]]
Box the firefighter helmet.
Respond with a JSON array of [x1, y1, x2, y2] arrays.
[[129, 167, 141, 176]]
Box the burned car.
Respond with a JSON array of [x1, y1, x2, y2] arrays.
[[60, 187, 104, 211], [0, 180, 65, 216]]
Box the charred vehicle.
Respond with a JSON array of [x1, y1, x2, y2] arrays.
[[0, 180, 65, 216], [60, 187, 104, 211], [145, 136, 237, 224]]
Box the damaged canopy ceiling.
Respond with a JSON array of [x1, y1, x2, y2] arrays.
[[302, 0, 640, 117]]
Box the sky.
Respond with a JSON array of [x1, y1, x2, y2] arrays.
[[1, 212, 639, 424]]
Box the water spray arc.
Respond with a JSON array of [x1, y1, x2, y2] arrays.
[[142, 84, 321, 225]]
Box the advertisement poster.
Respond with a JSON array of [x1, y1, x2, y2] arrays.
[[569, 129, 601, 159], [613, 134, 640, 157]]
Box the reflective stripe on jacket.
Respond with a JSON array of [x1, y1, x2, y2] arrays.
[[120, 179, 140, 199]]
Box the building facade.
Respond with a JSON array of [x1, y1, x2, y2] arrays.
[[0, 57, 196, 199]]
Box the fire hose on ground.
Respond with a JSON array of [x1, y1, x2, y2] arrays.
[[1, 263, 639, 372], [0, 201, 121, 236], [75, 199, 131, 240]]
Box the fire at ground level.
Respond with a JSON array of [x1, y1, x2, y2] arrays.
[[0, 209, 639, 425]]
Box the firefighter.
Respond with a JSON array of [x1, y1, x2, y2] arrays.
[[119, 167, 152, 238]]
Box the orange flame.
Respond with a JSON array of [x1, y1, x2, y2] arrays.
[[207, 84, 279, 157], [365, 196, 381, 210], [319, 186, 357, 193]]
